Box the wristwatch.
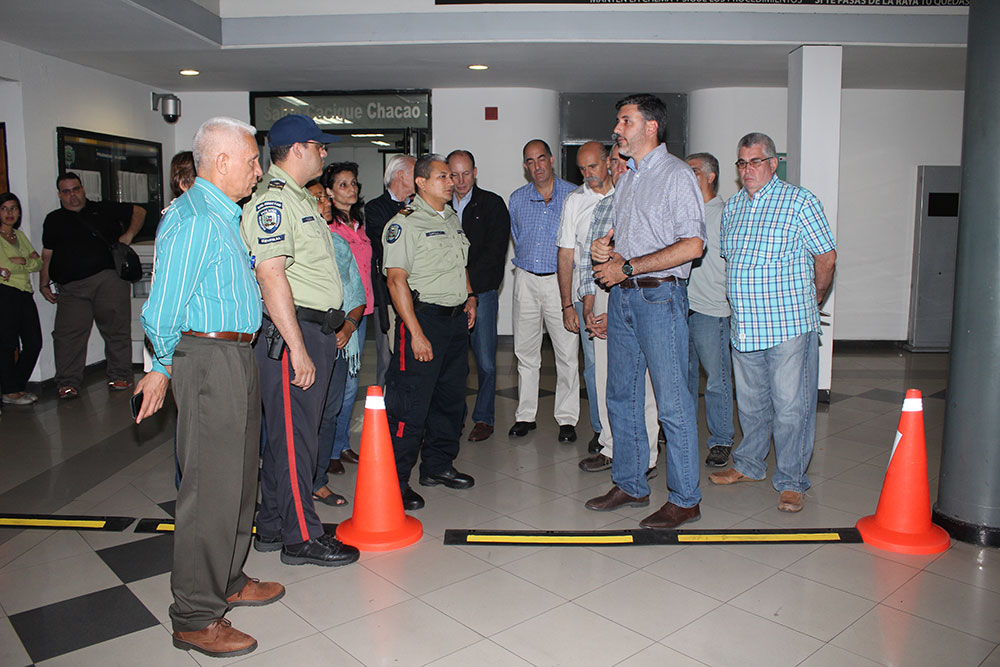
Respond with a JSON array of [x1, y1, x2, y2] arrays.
[[622, 260, 634, 277]]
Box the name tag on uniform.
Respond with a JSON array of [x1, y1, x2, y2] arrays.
[[301, 216, 315, 223], [259, 234, 285, 244], [425, 230, 446, 237]]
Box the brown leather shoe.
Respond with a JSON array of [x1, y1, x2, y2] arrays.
[[327, 459, 345, 475], [340, 449, 360, 464], [709, 468, 762, 485], [579, 453, 612, 472], [468, 422, 494, 442], [639, 502, 701, 529], [172, 618, 257, 657], [777, 490, 804, 513], [585, 486, 649, 511], [226, 577, 285, 607]]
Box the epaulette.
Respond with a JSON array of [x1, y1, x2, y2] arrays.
[[267, 179, 286, 190], [399, 206, 414, 217]]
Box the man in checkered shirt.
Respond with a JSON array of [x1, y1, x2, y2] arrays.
[[709, 132, 837, 514]]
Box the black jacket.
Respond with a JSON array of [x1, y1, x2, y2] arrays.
[[365, 191, 407, 332], [455, 185, 511, 294]]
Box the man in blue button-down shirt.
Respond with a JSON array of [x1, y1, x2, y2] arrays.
[[508, 139, 580, 443], [135, 117, 282, 659]]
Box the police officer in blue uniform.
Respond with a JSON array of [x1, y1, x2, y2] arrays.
[[382, 154, 478, 510]]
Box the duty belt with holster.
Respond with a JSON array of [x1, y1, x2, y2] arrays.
[[262, 306, 346, 360], [411, 290, 466, 318]]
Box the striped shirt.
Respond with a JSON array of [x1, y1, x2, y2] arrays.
[[721, 175, 836, 352], [141, 177, 262, 375], [509, 177, 575, 274]]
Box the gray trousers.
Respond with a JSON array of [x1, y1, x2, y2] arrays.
[[53, 269, 132, 388], [169, 334, 261, 632]]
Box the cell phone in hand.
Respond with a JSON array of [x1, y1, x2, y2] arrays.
[[130, 391, 144, 420]]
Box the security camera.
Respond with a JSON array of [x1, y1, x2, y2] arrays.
[[151, 93, 182, 124]]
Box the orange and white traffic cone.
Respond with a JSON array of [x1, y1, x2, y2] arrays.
[[856, 389, 950, 555], [336, 386, 422, 551]]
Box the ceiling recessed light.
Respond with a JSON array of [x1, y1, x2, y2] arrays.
[[468, 64, 489, 71], [179, 69, 200, 76]]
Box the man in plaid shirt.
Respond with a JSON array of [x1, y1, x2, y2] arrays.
[[709, 132, 837, 513]]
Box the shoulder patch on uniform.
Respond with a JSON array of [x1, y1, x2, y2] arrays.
[[425, 230, 446, 237], [259, 234, 284, 245], [257, 206, 282, 234], [386, 223, 402, 244], [399, 206, 414, 217], [267, 179, 285, 190]]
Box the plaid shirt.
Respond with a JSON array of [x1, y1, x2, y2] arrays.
[[579, 195, 615, 298], [721, 175, 836, 352]]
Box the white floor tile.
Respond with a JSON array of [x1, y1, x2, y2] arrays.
[[235, 633, 362, 666], [404, 494, 502, 539], [510, 495, 632, 531], [0, 531, 94, 572], [126, 572, 173, 625], [460, 476, 562, 515], [643, 546, 777, 602], [493, 602, 652, 667], [188, 603, 317, 667], [613, 643, 707, 667], [422, 568, 564, 636], [882, 570, 1000, 642], [575, 570, 720, 641], [501, 546, 635, 599], [924, 540, 1000, 594], [0, 617, 31, 667], [796, 644, 884, 667], [0, 550, 122, 615], [663, 604, 822, 667], [360, 539, 491, 597], [36, 625, 197, 666], [831, 605, 995, 667], [324, 598, 480, 667], [786, 544, 920, 601], [425, 639, 533, 666], [281, 564, 412, 631], [729, 571, 874, 641]]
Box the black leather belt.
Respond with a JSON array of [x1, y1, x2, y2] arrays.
[[529, 271, 555, 277], [415, 301, 466, 317], [619, 276, 680, 289]]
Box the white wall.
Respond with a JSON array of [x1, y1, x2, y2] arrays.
[[0, 39, 178, 381], [688, 85, 965, 341], [171, 91, 250, 151], [431, 87, 560, 335]]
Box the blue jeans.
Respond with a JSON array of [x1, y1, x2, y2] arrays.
[[575, 300, 602, 434], [731, 331, 819, 493], [332, 315, 367, 459], [314, 355, 348, 493], [607, 282, 701, 506], [469, 289, 498, 425], [688, 312, 734, 448]]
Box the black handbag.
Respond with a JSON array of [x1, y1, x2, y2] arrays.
[[78, 215, 144, 282]]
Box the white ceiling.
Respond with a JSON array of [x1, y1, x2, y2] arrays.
[[0, 1, 967, 94]]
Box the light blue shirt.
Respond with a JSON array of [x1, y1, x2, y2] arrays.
[[452, 189, 472, 220], [141, 177, 262, 375], [721, 175, 836, 352], [509, 177, 575, 274]]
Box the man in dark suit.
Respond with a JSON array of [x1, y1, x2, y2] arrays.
[[447, 149, 511, 442], [365, 154, 416, 387]]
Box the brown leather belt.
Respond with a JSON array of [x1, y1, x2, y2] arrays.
[[182, 330, 258, 344], [619, 276, 677, 289]]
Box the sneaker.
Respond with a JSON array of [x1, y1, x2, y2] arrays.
[[578, 453, 612, 472], [108, 379, 134, 391], [2, 393, 35, 405], [705, 445, 732, 467], [58, 386, 78, 400]]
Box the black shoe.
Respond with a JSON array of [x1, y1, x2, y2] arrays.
[[705, 445, 732, 467], [280, 537, 359, 566], [419, 467, 475, 489], [588, 431, 601, 454], [508, 421, 536, 437], [253, 533, 282, 553], [558, 425, 577, 443], [401, 486, 425, 510]]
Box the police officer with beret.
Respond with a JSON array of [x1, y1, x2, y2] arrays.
[[383, 154, 477, 510], [240, 114, 359, 566]]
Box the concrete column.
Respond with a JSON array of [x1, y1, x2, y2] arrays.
[[933, 0, 1000, 547], [787, 46, 842, 399]]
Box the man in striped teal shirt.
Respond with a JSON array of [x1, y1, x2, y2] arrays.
[[135, 117, 283, 659]]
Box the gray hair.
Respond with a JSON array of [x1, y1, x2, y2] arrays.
[[414, 153, 447, 181], [737, 132, 777, 160], [685, 152, 720, 196], [383, 154, 416, 189], [192, 117, 257, 172]]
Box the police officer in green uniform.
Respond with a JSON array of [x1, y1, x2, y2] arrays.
[[383, 154, 478, 510], [240, 114, 359, 566]]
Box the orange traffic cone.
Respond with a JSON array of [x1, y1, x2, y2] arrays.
[[856, 389, 950, 555], [336, 386, 422, 551]]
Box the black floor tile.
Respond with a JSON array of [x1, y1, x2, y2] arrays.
[[97, 535, 173, 584], [858, 388, 907, 404], [8, 585, 158, 663], [158, 500, 176, 518]]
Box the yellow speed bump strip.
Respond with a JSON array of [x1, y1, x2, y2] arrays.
[[135, 519, 341, 535], [445, 527, 863, 547], [0, 514, 134, 532]]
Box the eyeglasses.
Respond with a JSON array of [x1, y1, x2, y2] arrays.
[[312, 194, 331, 203], [305, 141, 328, 151], [735, 157, 774, 170]]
